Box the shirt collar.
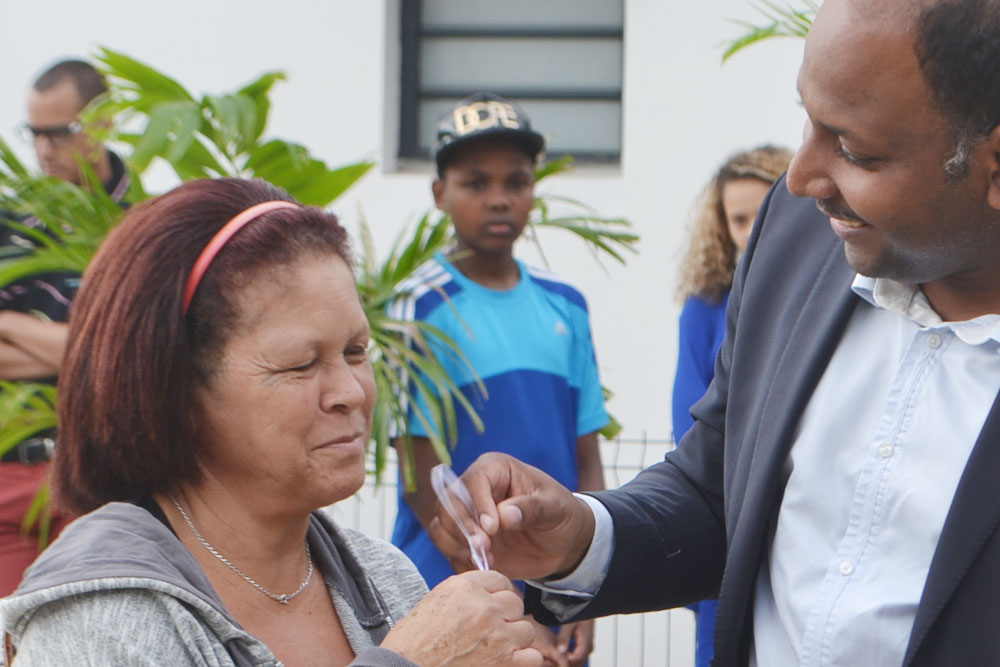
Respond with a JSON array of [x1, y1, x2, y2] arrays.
[[852, 275, 1000, 346]]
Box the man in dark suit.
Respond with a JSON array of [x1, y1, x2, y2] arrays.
[[430, 0, 1000, 664]]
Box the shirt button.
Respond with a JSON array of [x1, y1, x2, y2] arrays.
[[839, 561, 854, 576], [878, 443, 894, 458], [927, 333, 942, 349]]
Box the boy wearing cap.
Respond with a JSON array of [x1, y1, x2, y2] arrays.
[[389, 93, 608, 666]]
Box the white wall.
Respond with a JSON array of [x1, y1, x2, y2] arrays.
[[0, 0, 805, 440]]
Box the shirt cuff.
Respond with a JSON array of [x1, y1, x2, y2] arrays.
[[528, 492, 614, 600]]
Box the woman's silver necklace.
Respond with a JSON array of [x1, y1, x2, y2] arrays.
[[169, 496, 313, 605]]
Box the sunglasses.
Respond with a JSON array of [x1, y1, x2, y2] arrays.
[[18, 121, 84, 147]]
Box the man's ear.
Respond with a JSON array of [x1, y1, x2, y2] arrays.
[[432, 178, 446, 210], [985, 124, 1000, 211]]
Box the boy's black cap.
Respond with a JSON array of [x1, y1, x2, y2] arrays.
[[434, 92, 545, 171]]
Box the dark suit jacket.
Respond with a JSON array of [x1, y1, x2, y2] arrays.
[[528, 177, 1000, 666]]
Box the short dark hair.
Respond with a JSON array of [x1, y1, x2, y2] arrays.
[[55, 178, 352, 514], [916, 0, 1000, 178], [33, 59, 108, 108]]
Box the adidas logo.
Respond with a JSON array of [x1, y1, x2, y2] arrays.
[[554, 321, 568, 336]]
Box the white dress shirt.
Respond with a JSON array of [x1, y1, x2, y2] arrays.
[[752, 276, 1000, 666], [539, 276, 1000, 667]]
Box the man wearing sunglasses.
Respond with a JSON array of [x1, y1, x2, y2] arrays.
[[22, 60, 124, 191], [0, 59, 129, 596]]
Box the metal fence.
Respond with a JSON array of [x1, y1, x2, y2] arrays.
[[327, 435, 696, 667]]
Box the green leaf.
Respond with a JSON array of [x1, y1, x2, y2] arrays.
[[21, 484, 53, 549], [163, 104, 203, 165], [0, 138, 31, 179], [245, 140, 373, 206], [205, 93, 258, 157], [0, 251, 85, 288], [96, 46, 194, 103], [0, 381, 58, 456], [721, 0, 818, 62], [290, 160, 374, 207], [0, 158, 125, 288], [535, 155, 574, 182], [172, 136, 231, 180], [130, 101, 201, 171], [0, 219, 57, 249], [237, 71, 287, 141], [600, 414, 623, 440], [530, 207, 638, 268]]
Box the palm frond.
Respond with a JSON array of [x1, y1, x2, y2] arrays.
[[0, 381, 57, 458], [360, 213, 489, 489], [22, 484, 53, 549], [528, 192, 638, 269], [721, 0, 818, 62], [529, 159, 639, 269], [0, 142, 126, 287], [535, 154, 575, 182]]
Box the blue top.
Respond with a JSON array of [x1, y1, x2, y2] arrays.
[[670, 290, 728, 667], [671, 292, 729, 441], [389, 252, 609, 587]]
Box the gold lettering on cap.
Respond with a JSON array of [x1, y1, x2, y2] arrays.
[[453, 103, 485, 135], [494, 102, 520, 129], [452, 101, 523, 136]]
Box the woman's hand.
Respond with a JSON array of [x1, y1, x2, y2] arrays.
[[557, 620, 595, 667], [381, 570, 542, 666], [526, 619, 594, 667], [528, 618, 568, 667]]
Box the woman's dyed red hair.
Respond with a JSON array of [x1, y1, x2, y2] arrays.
[[55, 178, 351, 513]]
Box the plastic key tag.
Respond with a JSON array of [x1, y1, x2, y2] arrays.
[[431, 463, 490, 571]]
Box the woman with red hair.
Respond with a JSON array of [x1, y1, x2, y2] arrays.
[[1, 178, 540, 667]]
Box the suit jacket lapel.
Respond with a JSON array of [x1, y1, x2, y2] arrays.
[[744, 243, 859, 507], [904, 391, 1000, 665], [721, 238, 861, 664]]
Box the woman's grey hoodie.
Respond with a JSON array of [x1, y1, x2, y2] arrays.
[[1, 503, 427, 666]]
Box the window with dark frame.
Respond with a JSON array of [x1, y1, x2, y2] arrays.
[[399, 0, 624, 164]]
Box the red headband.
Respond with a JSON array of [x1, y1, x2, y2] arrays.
[[182, 200, 299, 315]]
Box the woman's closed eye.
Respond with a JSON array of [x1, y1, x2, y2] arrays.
[[284, 358, 318, 373], [346, 341, 372, 363]]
